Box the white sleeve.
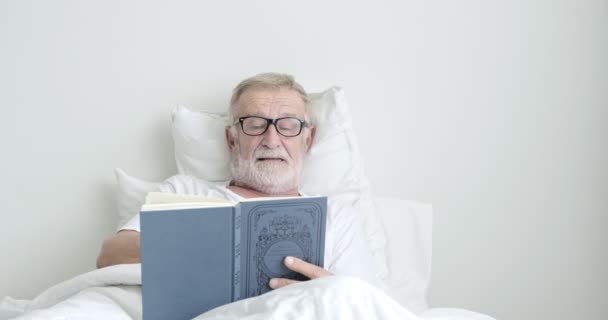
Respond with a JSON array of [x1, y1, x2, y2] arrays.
[[119, 212, 141, 232], [325, 197, 386, 290]]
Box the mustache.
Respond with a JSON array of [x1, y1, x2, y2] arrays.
[[253, 147, 290, 162]]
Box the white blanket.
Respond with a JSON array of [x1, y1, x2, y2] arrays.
[[1, 265, 141, 320], [1, 264, 494, 320]]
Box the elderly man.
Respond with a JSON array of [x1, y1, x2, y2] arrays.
[[96, 72, 381, 290]]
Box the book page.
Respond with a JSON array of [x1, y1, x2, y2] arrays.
[[142, 192, 235, 211], [240, 195, 318, 202]]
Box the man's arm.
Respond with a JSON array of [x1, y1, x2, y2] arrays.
[[96, 230, 141, 268]]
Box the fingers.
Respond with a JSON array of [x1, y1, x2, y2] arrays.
[[283, 256, 332, 279], [268, 256, 332, 290], [268, 277, 299, 289]]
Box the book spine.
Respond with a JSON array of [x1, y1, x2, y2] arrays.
[[232, 205, 241, 301]]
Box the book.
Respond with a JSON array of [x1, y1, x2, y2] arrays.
[[139, 192, 327, 320]]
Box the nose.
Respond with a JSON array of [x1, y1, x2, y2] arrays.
[[260, 123, 282, 148]]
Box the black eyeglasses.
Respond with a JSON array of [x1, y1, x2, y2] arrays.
[[235, 116, 307, 137]]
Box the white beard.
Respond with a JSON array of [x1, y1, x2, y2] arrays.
[[230, 144, 304, 195]]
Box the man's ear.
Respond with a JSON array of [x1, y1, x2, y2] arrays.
[[305, 126, 316, 152], [225, 126, 236, 150]]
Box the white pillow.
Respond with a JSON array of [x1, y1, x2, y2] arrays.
[[172, 111, 231, 182], [172, 87, 389, 280], [114, 168, 161, 231], [301, 87, 369, 196], [374, 196, 433, 314]]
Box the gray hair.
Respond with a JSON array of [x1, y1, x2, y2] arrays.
[[228, 72, 309, 123]]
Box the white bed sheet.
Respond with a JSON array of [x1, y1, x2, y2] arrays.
[[0, 264, 495, 320]]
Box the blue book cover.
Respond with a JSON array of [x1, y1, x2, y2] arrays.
[[140, 194, 327, 320]]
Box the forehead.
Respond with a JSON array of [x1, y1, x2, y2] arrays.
[[236, 87, 307, 117]]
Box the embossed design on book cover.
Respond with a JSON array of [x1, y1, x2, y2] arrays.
[[246, 202, 322, 296]]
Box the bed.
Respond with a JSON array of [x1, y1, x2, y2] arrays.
[[0, 88, 496, 320]]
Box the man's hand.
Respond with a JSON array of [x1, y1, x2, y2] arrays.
[[268, 256, 332, 289], [96, 230, 141, 268]]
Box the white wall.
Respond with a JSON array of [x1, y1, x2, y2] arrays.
[[1, 1, 606, 319]]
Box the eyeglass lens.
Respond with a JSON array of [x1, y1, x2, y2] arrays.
[[241, 117, 302, 137]]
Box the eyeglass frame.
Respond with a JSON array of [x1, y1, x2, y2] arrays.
[[234, 116, 309, 137]]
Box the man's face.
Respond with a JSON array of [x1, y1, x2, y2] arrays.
[[226, 87, 314, 194]]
